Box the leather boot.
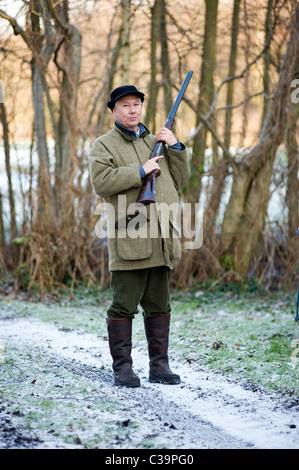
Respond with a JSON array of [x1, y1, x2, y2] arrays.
[[144, 314, 181, 384], [106, 318, 140, 387]]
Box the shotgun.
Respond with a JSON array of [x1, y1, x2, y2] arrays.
[[136, 70, 193, 205]]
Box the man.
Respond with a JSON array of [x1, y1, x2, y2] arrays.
[[89, 85, 190, 387]]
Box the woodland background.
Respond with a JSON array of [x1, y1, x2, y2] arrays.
[[0, 0, 298, 296]]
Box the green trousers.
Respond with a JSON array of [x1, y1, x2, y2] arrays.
[[107, 266, 171, 319]]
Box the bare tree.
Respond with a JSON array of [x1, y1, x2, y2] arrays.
[[189, 0, 219, 206], [220, 2, 299, 275], [286, 79, 299, 244], [119, 0, 131, 83], [205, 0, 242, 228], [0, 101, 17, 241], [144, 0, 161, 133]]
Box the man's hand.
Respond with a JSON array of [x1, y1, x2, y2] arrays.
[[155, 127, 178, 146], [142, 155, 164, 175]]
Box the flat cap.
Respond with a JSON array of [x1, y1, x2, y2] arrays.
[[107, 85, 145, 110]]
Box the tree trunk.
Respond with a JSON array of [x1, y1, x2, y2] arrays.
[[206, 0, 241, 228], [144, 0, 162, 133], [31, 0, 56, 228], [160, 0, 172, 118], [224, 0, 241, 150], [0, 102, 17, 240], [55, 31, 81, 184], [52, 1, 82, 228], [0, 192, 5, 247], [286, 94, 299, 244], [189, 0, 218, 205], [261, 0, 273, 126], [93, 15, 122, 135], [120, 0, 131, 84]]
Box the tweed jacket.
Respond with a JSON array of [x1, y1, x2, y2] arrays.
[[89, 123, 190, 271]]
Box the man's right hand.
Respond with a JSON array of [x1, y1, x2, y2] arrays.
[[142, 155, 164, 175]]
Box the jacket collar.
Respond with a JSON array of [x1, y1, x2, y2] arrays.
[[114, 121, 150, 141]]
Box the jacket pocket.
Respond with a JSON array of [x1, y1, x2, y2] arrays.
[[116, 229, 152, 260]]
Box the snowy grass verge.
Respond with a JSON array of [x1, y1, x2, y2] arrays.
[[0, 286, 298, 449], [170, 288, 299, 398], [1, 286, 298, 397]]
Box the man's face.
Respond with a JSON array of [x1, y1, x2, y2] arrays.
[[112, 95, 143, 132]]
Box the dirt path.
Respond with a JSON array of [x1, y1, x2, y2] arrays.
[[0, 316, 298, 449]]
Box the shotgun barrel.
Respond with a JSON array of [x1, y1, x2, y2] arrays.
[[136, 71, 193, 205]]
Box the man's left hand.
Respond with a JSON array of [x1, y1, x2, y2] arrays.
[[156, 127, 178, 147]]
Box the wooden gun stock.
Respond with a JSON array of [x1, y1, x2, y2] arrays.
[[136, 71, 193, 205]]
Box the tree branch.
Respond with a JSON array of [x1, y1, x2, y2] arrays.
[[0, 9, 30, 46]]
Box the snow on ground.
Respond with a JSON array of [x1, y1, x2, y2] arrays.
[[0, 316, 298, 449]]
